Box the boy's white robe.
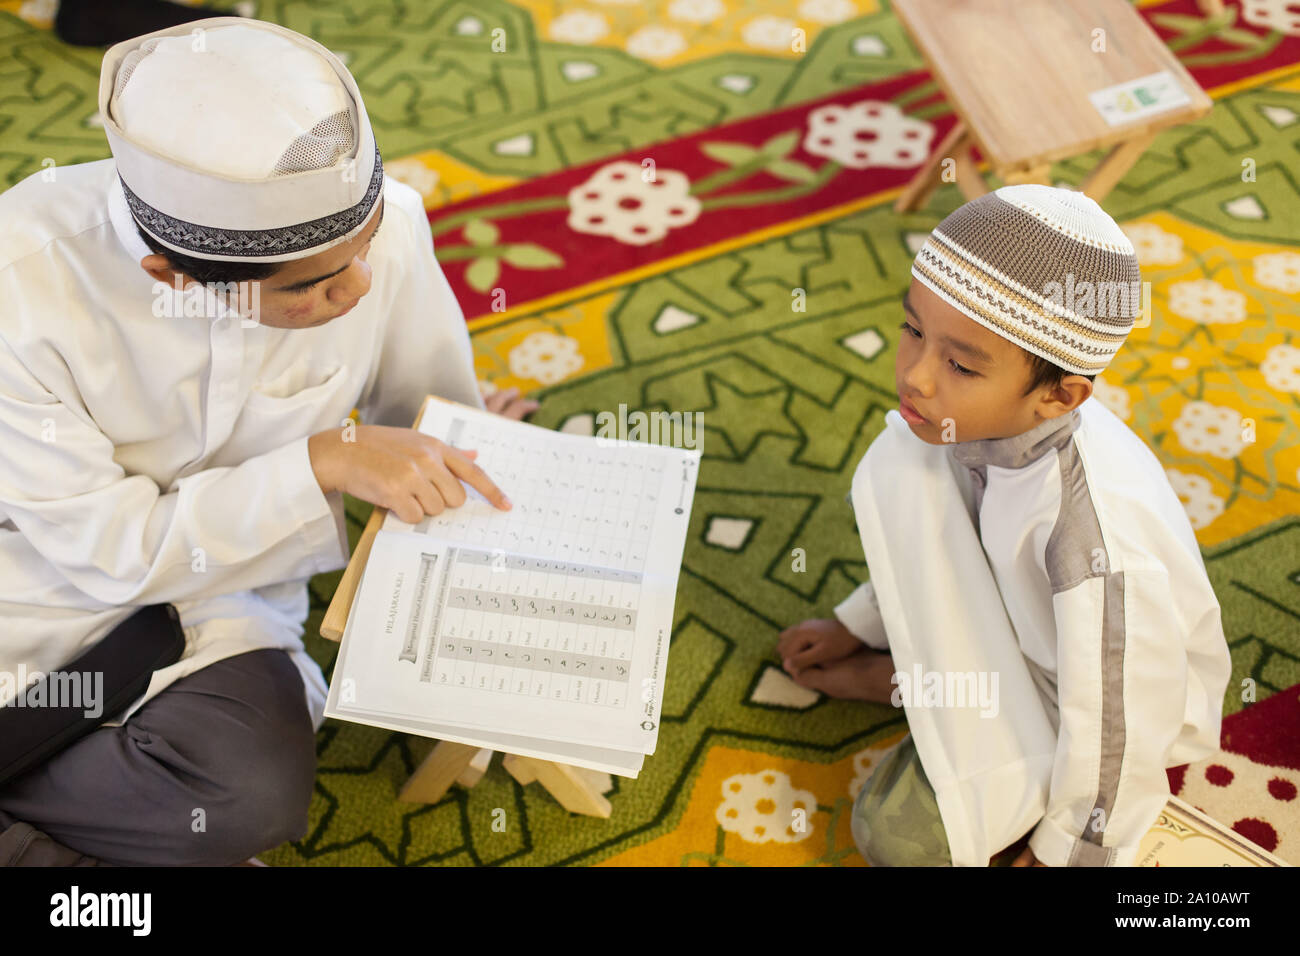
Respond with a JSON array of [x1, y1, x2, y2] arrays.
[[0, 160, 484, 731], [834, 400, 1231, 867]]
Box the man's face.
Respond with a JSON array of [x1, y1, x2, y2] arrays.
[[894, 277, 1091, 445], [142, 198, 385, 330]]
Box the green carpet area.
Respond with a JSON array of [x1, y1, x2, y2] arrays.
[[2, 0, 1298, 865]]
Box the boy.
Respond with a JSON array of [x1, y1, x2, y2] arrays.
[[0, 18, 534, 865], [777, 185, 1231, 867]]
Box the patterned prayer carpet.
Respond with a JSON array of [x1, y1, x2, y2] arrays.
[[2, 0, 1298, 866]]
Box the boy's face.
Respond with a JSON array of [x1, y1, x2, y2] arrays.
[[140, 198, 385, 330], [895, 277, 1093, 445]]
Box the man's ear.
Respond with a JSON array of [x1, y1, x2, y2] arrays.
[[140, 253, 189, 287]]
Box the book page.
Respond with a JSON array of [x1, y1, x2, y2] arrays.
[[326, 400, 700, 761], [327, 590, 645, 777]]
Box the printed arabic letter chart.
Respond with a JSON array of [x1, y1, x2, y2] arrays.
[[326, 399, 701, 759]]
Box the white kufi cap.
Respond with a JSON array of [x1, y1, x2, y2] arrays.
[[99, 17, 383, 262]]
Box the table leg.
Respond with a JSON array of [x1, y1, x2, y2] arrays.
[[1001, 163, 1052, 187], [503, 753, 614, 818], [953, 147, 989, 201], [895, 119, 977, 213], [1080, 131, 1157, 202], [455, 747, 494, 787], [397, 740, 482, 803]]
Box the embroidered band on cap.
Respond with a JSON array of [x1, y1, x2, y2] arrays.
[[120, 146, 384, 259]]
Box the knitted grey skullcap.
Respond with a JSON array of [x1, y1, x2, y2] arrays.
[[911, 184, 1142, 376]]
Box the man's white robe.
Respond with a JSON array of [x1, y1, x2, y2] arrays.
[[834, 399, 1231, 867], [0, 160, 484, 731]]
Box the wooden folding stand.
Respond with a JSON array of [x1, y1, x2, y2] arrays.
[[319, 395, 614, 817], [890, 0, 1213, 213]]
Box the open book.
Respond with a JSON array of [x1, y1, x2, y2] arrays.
[[324, 397, 701, 777], [1137, 795, 1289, 867]]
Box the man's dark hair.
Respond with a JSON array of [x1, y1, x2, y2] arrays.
[[135, 222, 280, 285], [1022, 350, 1096, 397]]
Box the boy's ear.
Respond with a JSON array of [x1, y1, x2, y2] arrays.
[[140, 253, 187, 287], [1049, 376, 1093, 413]]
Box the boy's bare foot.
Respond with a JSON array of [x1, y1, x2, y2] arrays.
[[777, 617, 863, 674], [788, 646, 897, 704]]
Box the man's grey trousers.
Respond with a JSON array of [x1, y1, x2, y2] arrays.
[[0, 649, 317, 866]]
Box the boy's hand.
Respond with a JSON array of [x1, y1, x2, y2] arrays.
[[483, 384, 540, 420], [777, 617, 864, 678], [308, 424, 511, 524]]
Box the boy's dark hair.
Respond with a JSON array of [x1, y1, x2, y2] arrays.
[[1022, 350, 1097, 397], [135, 222, 280, 286]]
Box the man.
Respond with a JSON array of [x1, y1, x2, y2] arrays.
[[0, 17, 535, 865]]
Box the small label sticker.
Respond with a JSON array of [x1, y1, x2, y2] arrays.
[[1089, 70, 1191, 127]]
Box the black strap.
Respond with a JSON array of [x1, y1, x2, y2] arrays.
[[0, 604, 186, 789]]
